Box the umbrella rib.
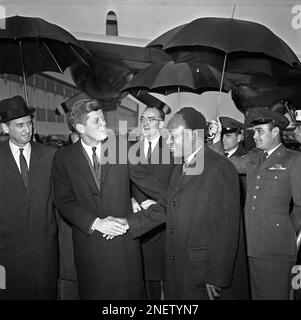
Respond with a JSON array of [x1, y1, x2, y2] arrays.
[[70, 46, 90, 67], [42, 41, 64, 73]]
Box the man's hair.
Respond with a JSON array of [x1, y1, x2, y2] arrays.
[[267, 122, 283, 135], [175, 107, 206, 130], [144, 106, 165, 121], [69, 99, 101, 132]]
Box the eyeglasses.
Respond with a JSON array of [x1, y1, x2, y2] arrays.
[[140, 117, 162, 124]]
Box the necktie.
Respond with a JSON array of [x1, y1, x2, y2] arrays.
[[259, 151, 268, 164], [19, 148, 29, 187], [225, 152, 229, 158], [147, 141, 152, 163], [92, 146, 101, 179]]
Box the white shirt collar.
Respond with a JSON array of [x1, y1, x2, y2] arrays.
[[9, 140, 31, 157], [9, 140, 31, 171], [266, 143, 282, 158], [81, 139, 101, 162], [226, 146, 239, 158], [144, 135, 160, 157]]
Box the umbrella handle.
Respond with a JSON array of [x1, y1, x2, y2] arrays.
[[217, 53, 228, 117], [283, 100, 297, 125]]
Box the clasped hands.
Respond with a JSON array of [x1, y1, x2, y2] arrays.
[[95, 199, 157, 240]]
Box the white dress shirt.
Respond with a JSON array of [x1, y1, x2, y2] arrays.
[[266, 143, 282, 158], [9, 140, 31, 172], [226, 146, 239, 158], [143, 135, 160, 158], [81, 139, 102, 166]]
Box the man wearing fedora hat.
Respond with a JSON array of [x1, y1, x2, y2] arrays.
[[214, 108, 301, 299], [0, 95, 58, 300]]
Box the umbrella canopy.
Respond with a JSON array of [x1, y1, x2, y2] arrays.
[[231, 68, 301, 113], [0, 15, 89, 77], [70, 41, 171, 108], [147, 17, 299, 80], [0, 15, 90, 103], [122, 60, 231, 95]]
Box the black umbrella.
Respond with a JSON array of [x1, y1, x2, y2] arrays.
[[122, 60, 231, 95], [70, 41, 171, 110], [147, 17, 299, 89], [0, 15, 90, 103], [231, 68, 301, 114]]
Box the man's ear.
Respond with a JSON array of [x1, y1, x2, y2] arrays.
[[2, 123, 9, 134], [237, 133, 243, 143], [76, 123, 85, 134], [272, 126, 280, 137], [159, 121, 164, 130]]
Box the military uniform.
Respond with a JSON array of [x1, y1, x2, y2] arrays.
[[230, 109, 301, 299]]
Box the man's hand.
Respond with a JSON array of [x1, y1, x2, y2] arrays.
[[108, 216, 129, 227], [209, 117, 223, 143], [131, 197, 142, 213], [206, 284, 221, 300], [140, 199, 157, 210], [93, 217, 128, 240]]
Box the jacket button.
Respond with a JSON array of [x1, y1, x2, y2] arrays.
[[172, 201, 177, 206], [170, 228, 174, 233], [255, 185, 260, 190], [92, 192, 98, 196], [252, 206, 256, 210], [253, 195, 257, 199], [172, 255, 176, 260], [257, 175, 261, 179]]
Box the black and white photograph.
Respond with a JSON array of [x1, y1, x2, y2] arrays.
[[0, 0, 300, 311]]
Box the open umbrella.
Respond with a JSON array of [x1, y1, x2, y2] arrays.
[[121, 60, 231, 95], [147, 17, 299, 91], [0, 15, 90, 103], [231, 68, 301, 113], [70, 41, 170, 110]]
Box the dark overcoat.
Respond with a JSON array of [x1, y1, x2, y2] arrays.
[[52, 139, 165, 299], [129, 146, 241, 299], [0, 141, 58, 300], [131, 137, 174, 281]]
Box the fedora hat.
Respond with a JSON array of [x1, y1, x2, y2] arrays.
[[0, 96, 35, 123]]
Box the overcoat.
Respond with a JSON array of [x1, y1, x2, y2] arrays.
[[0, 141, 58, 300]]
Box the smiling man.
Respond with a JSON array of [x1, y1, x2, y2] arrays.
[[111, 107, 241, 300], [215, 108, 301, 300], [0, 95, 58, 300]]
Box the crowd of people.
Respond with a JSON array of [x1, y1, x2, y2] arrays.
[[0, 94, 300, 300]]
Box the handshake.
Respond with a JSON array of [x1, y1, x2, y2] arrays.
[[92, 199, 157, 240]]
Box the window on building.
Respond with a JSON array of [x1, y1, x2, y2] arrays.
[[36, 107, 46, 122], [106, 11, 118, 36], [47, 109, 56, 122]]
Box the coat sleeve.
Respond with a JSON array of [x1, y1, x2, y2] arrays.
[[204, 158, 241, 288], [52, 152, 96, 236], [290, 154, 301, 231], [128, 202, 166, 239]]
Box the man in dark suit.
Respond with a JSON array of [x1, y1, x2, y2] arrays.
[[0, 96, 58, 300], [219, 116, 250, 299], [215, 108, 301, 299], [131, 106, 174, 300], [111, 107, 241, 300], [52, 99, 166, 300]]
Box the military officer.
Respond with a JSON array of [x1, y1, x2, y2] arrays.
[[215, 108, 301, 299]]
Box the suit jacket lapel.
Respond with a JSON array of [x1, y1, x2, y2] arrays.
[[73, 141, 100, 192], [0, 141, 26, 196], [27, 142, 43, 197]]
